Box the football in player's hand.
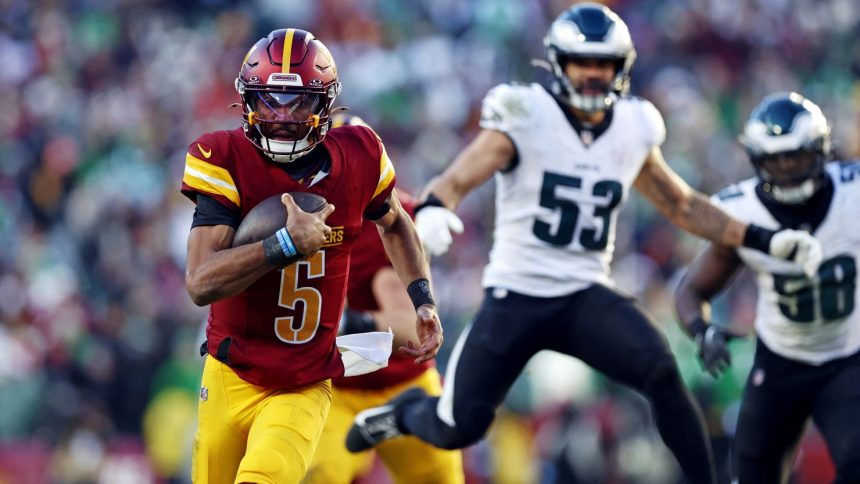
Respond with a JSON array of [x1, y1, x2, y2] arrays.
[[231, 192, 328, 247]]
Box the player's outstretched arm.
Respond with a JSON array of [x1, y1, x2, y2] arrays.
[[185, 194, 335, 306], [415, 130, 514, 256], [421, 129, 515, 210], [634, 146, 822, 277], [674, 242, 746, 377], [373, 191, 443, 364]]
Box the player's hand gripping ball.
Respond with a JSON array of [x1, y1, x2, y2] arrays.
[[232, 192, 328, 247]]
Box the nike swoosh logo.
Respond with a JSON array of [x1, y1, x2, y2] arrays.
[[197, 143, 212, 159]]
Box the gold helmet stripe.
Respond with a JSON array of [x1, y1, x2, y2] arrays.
[[281, 28, 295, 73]]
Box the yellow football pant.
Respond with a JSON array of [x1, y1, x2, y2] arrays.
[[192, 355, 332, 484], [303, 368, 464, 484]]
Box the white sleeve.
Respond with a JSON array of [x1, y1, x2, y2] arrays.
[[638, 99, 666, 147], [479, 83, 532, 134]]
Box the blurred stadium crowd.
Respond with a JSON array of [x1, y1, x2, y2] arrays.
[[0, 0, 858, 482]]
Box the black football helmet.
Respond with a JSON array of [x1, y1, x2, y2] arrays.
[[739, 92, 831, 204]]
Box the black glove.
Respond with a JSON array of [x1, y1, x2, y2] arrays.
[[339, 308, 377, 336], [691, 319, 733, 378]]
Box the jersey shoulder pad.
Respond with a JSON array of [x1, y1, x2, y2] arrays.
[[710, 176, 758, 210], [713, 183, 745, 203], [623, 96, 666, 147], [833, 160, 860, 185], [181, 130, 240, 208], [479, 83, 536, 133], [331, 124, 383, 161], [332, 125, 396, 204]]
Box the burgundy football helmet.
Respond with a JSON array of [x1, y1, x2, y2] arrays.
[[235, 29, 341, 162]]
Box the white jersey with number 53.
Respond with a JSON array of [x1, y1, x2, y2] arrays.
[[479, 83, 665, 297], [713, 162, 860, 364]]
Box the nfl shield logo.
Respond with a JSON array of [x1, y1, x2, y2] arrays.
[[200, 386, 209, 402]]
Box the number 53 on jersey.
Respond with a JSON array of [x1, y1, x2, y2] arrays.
[[533, 172, 622, 250]]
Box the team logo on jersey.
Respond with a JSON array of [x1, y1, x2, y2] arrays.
[[482, 108, 503, 125], [197, 143, 212, 159], [200, 386, 209, 402], [322, 226, 344, 247], [500, 94, 529, 119]]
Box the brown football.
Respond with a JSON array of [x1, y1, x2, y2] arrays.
[[231, 192, 328, 247]]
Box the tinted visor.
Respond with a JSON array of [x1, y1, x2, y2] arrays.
[[252, 91, 325, 141], [253, 92, 324, 121]]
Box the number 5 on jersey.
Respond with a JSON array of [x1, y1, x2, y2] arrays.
[[533, 172, 622, 249], [275, 251, 325, 343]]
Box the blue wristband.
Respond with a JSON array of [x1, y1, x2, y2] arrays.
[[275, 227, 298, 257]]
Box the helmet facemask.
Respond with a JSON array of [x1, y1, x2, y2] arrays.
[[740, 92, 831, 205], [752, 148, 827, 205], [235, 29, 342, 163], [544, 3, 636, 114], [549, 52, 627, 113], [238, 82, 340, 163]]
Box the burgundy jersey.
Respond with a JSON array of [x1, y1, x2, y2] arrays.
[[181, 126, 396, 389], [333, 194, 434, 390]]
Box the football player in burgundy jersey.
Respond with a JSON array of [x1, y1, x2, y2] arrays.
[[181, 29, 442, 484], [304, 115, 464, 484]]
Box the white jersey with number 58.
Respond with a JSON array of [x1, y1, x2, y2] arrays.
[[478, 83, 665, 297], [713, 162, 860, 364]]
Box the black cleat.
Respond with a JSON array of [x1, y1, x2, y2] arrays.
[[346, 387, 427, 452]]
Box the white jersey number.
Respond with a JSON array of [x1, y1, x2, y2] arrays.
[[773, 254, 856, 323], [532, 172, 622, 249]]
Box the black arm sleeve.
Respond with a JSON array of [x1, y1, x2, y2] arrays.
[[191, 194, 241, 229], [364, 200, 391, 220]]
